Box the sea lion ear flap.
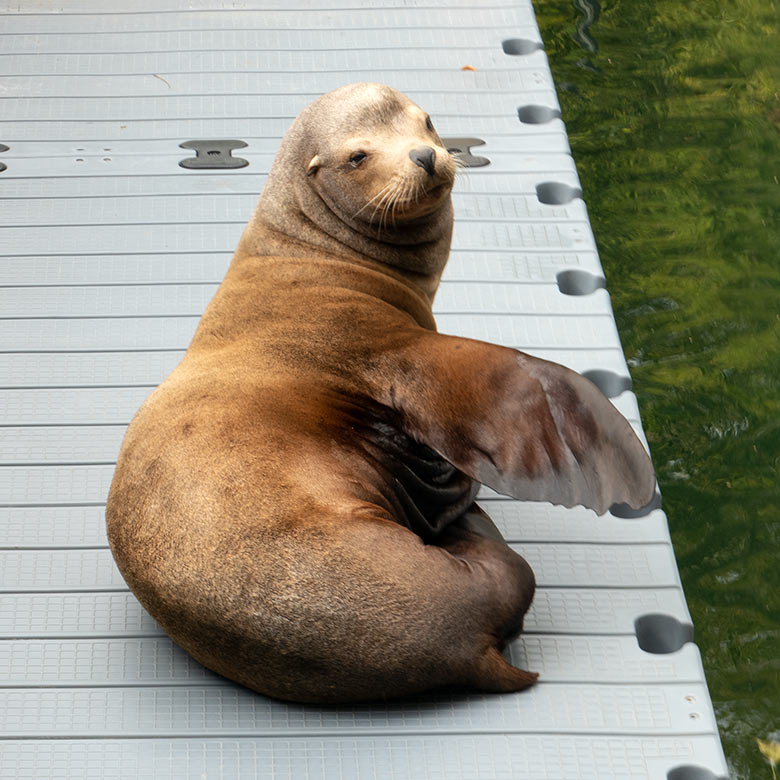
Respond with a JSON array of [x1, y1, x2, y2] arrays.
[[306, 155, 321, 177]]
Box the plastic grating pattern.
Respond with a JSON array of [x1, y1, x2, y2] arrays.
[[0, 1, 727, 779]]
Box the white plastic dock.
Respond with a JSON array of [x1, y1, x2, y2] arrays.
[[0, 2, 728, 778]]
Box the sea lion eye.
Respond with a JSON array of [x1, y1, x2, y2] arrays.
[[425, 115, 434, 132], [349, 151, 367, 167]]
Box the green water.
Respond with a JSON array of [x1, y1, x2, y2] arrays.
[[533, 0, 780, 776]]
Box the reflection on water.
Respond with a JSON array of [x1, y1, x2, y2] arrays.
[[572, 0, 600, 53], [533, 0, 780, 777]]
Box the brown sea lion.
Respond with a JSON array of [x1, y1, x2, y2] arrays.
[[106, 83, 656, 703]]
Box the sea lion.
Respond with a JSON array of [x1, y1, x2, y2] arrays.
[[106, 83, 656, 704]]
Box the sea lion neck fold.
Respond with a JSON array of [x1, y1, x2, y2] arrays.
[[228, 253, 437, 332]]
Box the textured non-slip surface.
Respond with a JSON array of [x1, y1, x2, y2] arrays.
[[0, 2, 727, 778]]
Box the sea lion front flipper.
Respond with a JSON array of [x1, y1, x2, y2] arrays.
[[380, 333, 656, 516]]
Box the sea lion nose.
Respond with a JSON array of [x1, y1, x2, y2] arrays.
[[409, 146, 436, 177]]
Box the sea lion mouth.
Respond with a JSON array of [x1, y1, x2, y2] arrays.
[[350, 173, 451, 233], [425, 182, 448, 199]]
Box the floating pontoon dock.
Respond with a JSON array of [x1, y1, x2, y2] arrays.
[[0, 1, 728, 778]]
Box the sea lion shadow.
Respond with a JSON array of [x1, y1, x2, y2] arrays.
[[167, 636, 491, 711], [292, 685, 498, 717]]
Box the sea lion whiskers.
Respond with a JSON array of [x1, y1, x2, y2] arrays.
[[452, 155, 469, 172], [352, 180, 396, 220], [360, 182, 392, 232], [388, 179, 407, 230], [450, 154, 470, 193], [398, 177, 420, 220], [368, 174, 428, 235], [388, 176, 418, 231], [373, 176, 407, 234], [372, 179, 400, 234]]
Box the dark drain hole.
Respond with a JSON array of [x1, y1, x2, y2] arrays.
[[502, 38, 543, 55], [635, 613, 693, 654], [518, 105, 561, 124], [582, 369, 632, 398], [556, 269, 606, 296], [536, 181, 582, 205], [667, 765, 725, 780]]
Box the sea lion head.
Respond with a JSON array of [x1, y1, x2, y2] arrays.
[[303, 83, 456, 230], [243, 83, 457, 287]]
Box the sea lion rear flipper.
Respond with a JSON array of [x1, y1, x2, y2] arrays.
[[471, 646, 539, 693], [380, 333, 656, 516]]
